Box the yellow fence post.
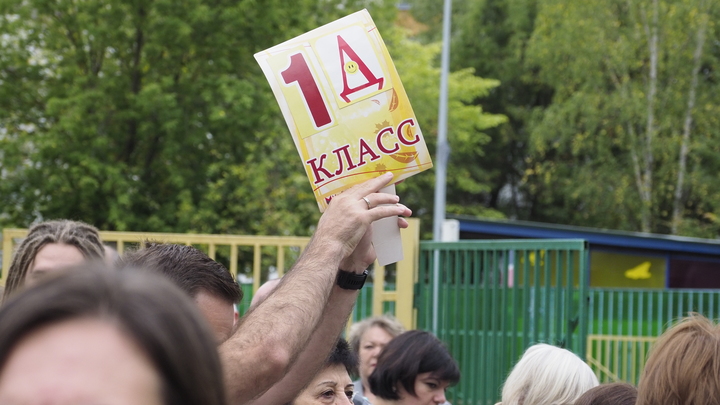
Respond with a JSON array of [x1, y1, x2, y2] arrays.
[[1, 225, 422, 329], [372, 262, 386, 316], [2, 229, 14, 286], [395, 218, 420, 330], [370, 218, 420, 330], [1, 229, 311, 289], [586, 334, 657, 385]]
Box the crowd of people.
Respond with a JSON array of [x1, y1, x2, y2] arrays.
[[0, 173, 719, 405]]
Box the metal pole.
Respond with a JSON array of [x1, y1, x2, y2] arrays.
[[432, 0, 453, 334]]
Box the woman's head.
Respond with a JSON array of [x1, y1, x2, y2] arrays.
[[637, 314, 720, 405], [291, 339, 357, 405], [500, 343, 598, 405], [0, 264, 226, 405], [574, 383, 637, 405], [348, 315, 405, 381], [4, 220, 104, 300], [368, 330, 460, 403]]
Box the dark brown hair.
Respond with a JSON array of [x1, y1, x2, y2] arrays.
[[575, 383, 637, 405], [637, 314, 720, 405], [0, 264, 226, 405], [4, 220, 104, 301], [328, 338, 358, 376], [368, 330, 460, 400], [120, 242, 242, 304]]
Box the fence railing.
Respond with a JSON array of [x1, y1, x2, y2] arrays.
[[585, 287, 720, 384], [10, 225, 720, 393], [1, 219, 420, 329], [416, 239, 589, 405], [588, 288, 720, 337], [586, 334, 656, 385]]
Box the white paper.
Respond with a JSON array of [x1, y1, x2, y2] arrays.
[[371, 184, 403, 266]]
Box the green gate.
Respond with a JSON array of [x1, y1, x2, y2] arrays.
[[586, 288, 720, 384], [416, 240, 589, 405]]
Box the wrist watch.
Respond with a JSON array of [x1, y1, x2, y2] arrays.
[[336, 269, 368, 290]]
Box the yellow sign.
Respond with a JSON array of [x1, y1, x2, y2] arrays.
[[255, 10, 433, 211]]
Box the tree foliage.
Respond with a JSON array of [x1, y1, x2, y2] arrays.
[[386, 28, 507, 235], [0, 0, 394, 233], [410, 0, 720, 237], [524, 0, 720, 236], [0, 0, 505, 237]]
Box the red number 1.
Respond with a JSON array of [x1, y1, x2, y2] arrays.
[[281, 53, 332, 128]]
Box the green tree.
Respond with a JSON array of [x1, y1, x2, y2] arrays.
[[0, 0, 394, 234], [386, 29, 508, 236], [524, 0, 720, 236], [451, 0, 547, 218], [406, 0, 546, 220]]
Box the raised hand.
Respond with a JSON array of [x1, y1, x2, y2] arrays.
[[314, 173, 412, 263]]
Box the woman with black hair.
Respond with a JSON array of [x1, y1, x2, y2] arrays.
[[368, 330, 460, 405], [287, 338, 358, 405]]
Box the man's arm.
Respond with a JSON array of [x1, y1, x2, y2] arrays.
[[246, 225, 394, 405], [219, 173, 411, 405]]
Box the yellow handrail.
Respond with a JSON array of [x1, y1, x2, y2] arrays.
[[1, 219, 421, 329], [586, 334, 656, 384]]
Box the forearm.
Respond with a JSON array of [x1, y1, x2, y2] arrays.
[[247, 285, 359, 405], [219, 173, 410, 405], [220, 238, 344, 404]]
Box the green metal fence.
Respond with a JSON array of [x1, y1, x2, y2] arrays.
[[416, 240, 589, 405], [587, 288, 720, 384], [588, 288, 720, 336]]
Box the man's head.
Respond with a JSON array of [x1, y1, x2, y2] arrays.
[[250, 278, 281, 309], [120, 242, 242, 343], [4, 220, 104, 301]]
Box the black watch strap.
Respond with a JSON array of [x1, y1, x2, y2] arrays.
[[336, 269, 368, 290]]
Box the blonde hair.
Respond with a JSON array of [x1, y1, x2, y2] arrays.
[[500, 344, 598, 405], [4, 220, 104, 301], [348, 314, 405, 354], [637, 314, 720, 405]]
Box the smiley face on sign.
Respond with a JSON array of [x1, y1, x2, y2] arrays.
[[344, 61, 358, 74]]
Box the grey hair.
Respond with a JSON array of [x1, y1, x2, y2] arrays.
[[500, 343, 598, 405], [348, 314, 406, 354]]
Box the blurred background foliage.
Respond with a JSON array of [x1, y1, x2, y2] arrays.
[[0, 0, 718, 239]]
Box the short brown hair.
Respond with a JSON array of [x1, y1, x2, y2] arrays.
[[575, 383, 637, 405], [637, 314, 720, 405], [4, 220, 104, 301], [0, 264, 226, 405], [369, 330, 460, 400], [120, 242, 242, 304]]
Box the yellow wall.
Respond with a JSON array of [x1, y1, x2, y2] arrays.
[[590, 251, 666, 288]]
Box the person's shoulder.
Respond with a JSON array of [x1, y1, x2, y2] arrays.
[[352, 380, 369, 405], [353, 396, 371, 405]]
